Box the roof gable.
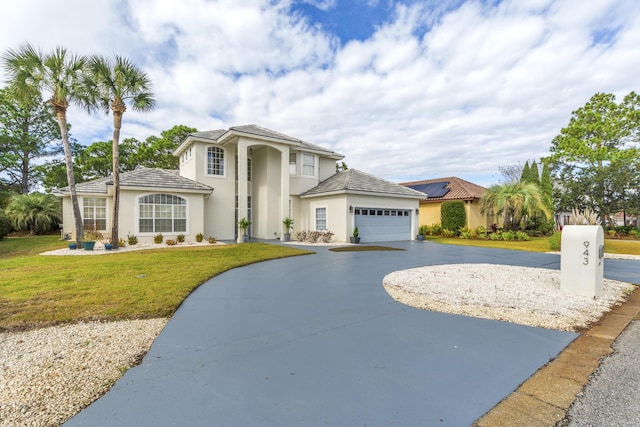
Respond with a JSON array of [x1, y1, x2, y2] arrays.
[[401, 177, 486, 201], [175, 124, 344, 159], [302, 169, 425, 199]]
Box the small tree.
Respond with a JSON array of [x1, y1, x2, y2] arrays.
[[480, 182, 551, 231], [441, 201, 466, 234], [5, 192, 61, 235]]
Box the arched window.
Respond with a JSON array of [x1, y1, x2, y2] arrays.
[[207, 146, 224, 176], [139, 194, 186, 233]]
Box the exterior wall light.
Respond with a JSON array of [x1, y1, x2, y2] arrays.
[[349, 205, 353, 213]]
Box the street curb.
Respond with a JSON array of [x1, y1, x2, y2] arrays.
[[473, 286, 640, 427]]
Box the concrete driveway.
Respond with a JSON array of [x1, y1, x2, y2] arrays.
[[66, 241, 600, 426]]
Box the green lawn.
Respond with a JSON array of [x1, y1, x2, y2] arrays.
[[0, 237, 312, 331], [425, 235, 640, 255]]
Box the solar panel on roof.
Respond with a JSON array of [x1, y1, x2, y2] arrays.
[[407, 182, 450, 198]]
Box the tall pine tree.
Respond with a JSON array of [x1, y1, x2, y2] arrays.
[[520, 161, 531, 183]]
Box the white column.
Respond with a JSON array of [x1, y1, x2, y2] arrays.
[[237, 138, 248, 243], [280, 147, 290, 240]]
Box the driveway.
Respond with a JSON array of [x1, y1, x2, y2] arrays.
[[65, 241, 610, 426]]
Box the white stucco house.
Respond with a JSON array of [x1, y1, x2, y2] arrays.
[[56, 125, 425, 243]]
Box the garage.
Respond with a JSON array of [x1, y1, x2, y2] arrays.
[[354, 208, 411, 242]]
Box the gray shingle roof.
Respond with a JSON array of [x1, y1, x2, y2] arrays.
[[189, 129, 227, 140], [55, 167, 213, 195], [302, 169, 426, 198], [179, 124, 343, 159]]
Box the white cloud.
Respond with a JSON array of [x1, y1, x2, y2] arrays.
[[1, 0, 639, 187]]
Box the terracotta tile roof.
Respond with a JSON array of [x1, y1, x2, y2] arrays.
[[302, 169, 425, 199], [400, 177, 486, 202]]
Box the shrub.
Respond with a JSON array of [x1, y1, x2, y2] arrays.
[[295, 230, 334, 243], [428, 223, 443, 236], [127, 233, 138, 245], [489, 232, 502, 241], [165, 239, 177, 246], [154, 233, 163, 244], [195, 232, 204, 242], [501, 231, 515, 241], [208, 236, 217, 244], [441, 228, 455, 238], [474, 226, 487, 239], [5, 193, 61, 235], [0, 210, 10, 240], [459, 230, 473, 239], [118, 238, 127, 247], [441, 201, 466, 236], [418, 225, 429, 236], [514, 231, 530, 241], [630, 229, 639, 239], [177, 233, 185, 243], [548, 231, 562, 251]]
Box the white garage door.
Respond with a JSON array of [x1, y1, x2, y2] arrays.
[[354, 208, 411, 242]]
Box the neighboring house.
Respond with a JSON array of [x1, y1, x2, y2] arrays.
[[56, 125, 424, 243], [401, 177, 491, 229]]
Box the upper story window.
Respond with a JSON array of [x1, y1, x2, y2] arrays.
[[139, 194, 187, 233], [181, 147, 192, 164], [289, 153, 297, 175], [303, 154, 315, 177], [83, 198, 107, 231], [234, 155, 252, 182], [207, 146, 224, 176]]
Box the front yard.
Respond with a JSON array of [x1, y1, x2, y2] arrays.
[[0, 236, 312, 331]]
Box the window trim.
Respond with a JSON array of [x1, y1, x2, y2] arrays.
[[206, 145, 226, 177], [289, 152, 297, 175], [302, 153, 316, 177], [137, 193, 188, 235], [315, 206, 327, 231], [82, 197, 107, 232]]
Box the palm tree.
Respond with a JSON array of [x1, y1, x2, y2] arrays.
[[86, 55, 155, 248], [480, 182, 551, 231], [5, 193, 61, 235], [2, 44, 93, 245]]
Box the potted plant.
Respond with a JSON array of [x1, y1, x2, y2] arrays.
[[417, 225, 428, 241], [350, 226, 360, 244], [103, 237, 113, 250], [282, 217, 294, 241], [82, 225, 102, 251], [238, 217, 252, 243]]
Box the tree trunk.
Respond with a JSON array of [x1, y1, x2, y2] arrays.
[[55, 107, 83, 245], [111, 105, 124, 249]]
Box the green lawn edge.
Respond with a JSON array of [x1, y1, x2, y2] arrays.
[[0, 239, 312, 332]]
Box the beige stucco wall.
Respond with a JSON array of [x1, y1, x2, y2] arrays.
[[60, 190, 207, 244], [298, 195, 349, 241], [298, 194, 420, 242]]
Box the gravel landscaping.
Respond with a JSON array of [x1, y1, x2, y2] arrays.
[[384, 264, 636, 332], [0, 319, 167, 427]]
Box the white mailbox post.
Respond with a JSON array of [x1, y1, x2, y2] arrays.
[[560, 225, 604, 297]]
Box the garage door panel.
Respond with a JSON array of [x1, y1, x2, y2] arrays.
[[354, 208, 411, 242]]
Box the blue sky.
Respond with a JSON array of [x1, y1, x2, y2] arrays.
[[1, 0, 639, 187]]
